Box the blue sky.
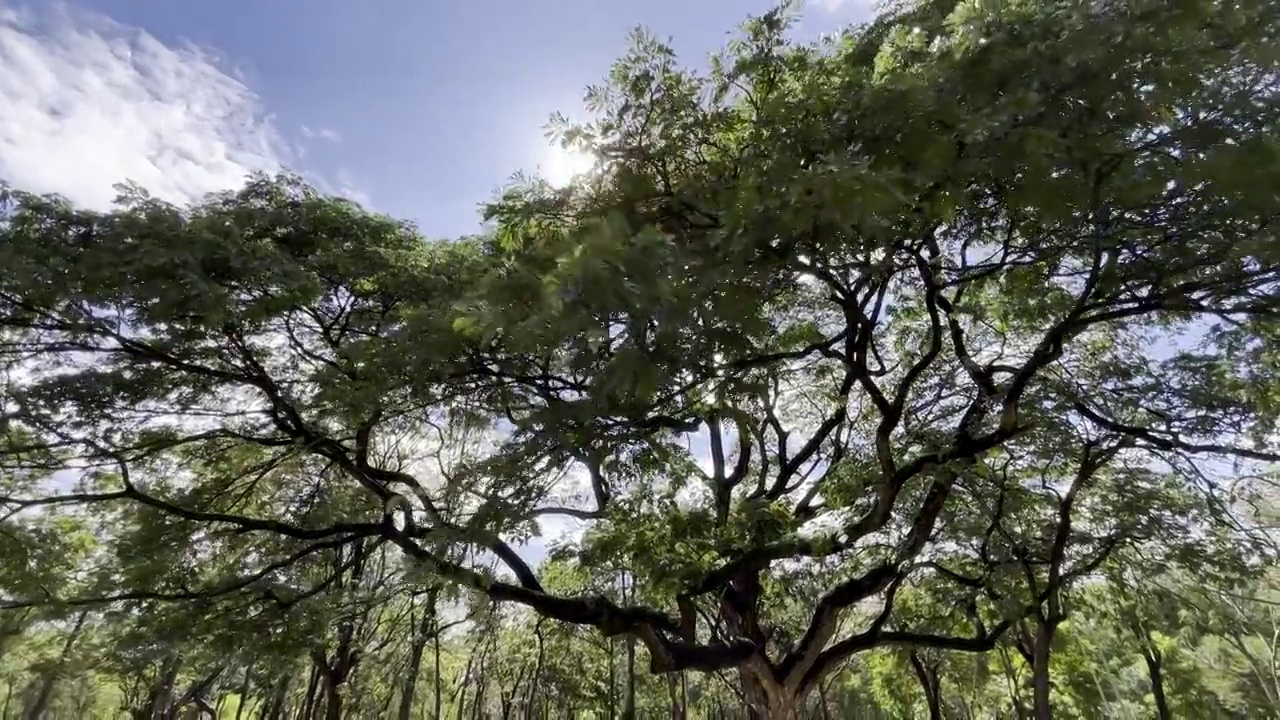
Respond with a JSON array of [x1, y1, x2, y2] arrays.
[[0, 0, 872, 238]]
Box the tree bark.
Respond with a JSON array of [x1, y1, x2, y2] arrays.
[[817, 677, 832, 720], [322, 679, 342, 720], [1029, 624, 1055, 720], [312, 619, 360, 719], [666, 672, 687, 720], [433, 628, 442, 720], [133, 655, 182, 720], [301, 663, 320, 720], [680, 672, 688, 719], [607, 636, 616, 720], [909, 652, 944, 720], [399, 591, 438, 720], [454, 639, 478, 720], [1142, 647, 1171, 720], [623, 634, 636, 720], [741, 666, 802, 720]]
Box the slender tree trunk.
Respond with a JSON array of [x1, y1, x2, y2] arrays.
[[818, 677, 832, 720], [1030, 623, 1055, 720], [680, 671, 688, 718], [454, 645, 477, 720], [301, 664, 320, 720], [137, 656, 182, 720], [400, 593, 438, 720], [909, 653, 944, 720], [622, 574, 637, 720], [312, 645, 357, 720], [1142, 648, 1171, 720], [496, 663, 526, 720], [322, 680, 341, 720], [998, 646, 1029, 720], [528, 619, 546, 717], [469, 644, 488, 720], [315, 658, 354, 720], [433, 629, 442, 720], [470, 671, 484, 720], [21, 610, 88, 720], [623, 634, 636, 720], [607, 636, 616, 720]]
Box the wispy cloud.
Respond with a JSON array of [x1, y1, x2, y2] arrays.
[[0, 3, 287, 209], [811, 0, 877, 18], [300, 124, 342, 143]]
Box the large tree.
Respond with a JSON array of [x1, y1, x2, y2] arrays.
[[2, 0, 1279, 717]]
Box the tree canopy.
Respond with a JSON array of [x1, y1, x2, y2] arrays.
[[1, 1, 1278, 718]]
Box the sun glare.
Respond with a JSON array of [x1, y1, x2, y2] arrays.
[[541, 143, 596, 187]]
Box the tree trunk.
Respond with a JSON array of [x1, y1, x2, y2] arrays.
[[623, 634, 636, 720], [301, 664, 320, 720], [607, 636, 616, 720], [312, 641, 357, 720], [681, 672, 688, 718], [399, 592, 437, 720], [21, 610, 87, 720], [817, 677, 832, 720], [433, 629, 442, 720], [469, 645, 487, 720], [741, 668, 802, 720], [666, 673, 687, 720], [314, 659, 353, 720], [454, 641, 477, 720], [321, 681, 341, 720], [909, 653, 944, 720], [1030, 624, 1055, 720], [1142, 648, 1171, 720], [134, 656, 182, 720], [998, 646, 1030, 720]]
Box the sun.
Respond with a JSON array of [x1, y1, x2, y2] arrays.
[[540, 142, 597, 187]]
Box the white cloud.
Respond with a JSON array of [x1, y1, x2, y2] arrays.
[[328, 168, 372, 208], [300, 124, 342, 143], [811, 0, 876, 17], [0, 3, 287, 209]]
